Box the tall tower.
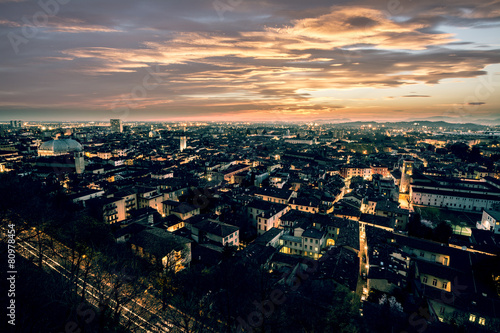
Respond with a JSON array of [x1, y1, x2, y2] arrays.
[[74, 151, 85, 174], [110, 119, 123, 133], [179, 136, 187, 152], [400, 159, 414, 193], [10, 120, 22, 128]]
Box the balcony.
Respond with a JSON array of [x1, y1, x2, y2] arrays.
[[104, 204, 117, 211]]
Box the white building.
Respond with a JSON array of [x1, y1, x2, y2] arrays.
[[477, 209, 500, 234], [410, 187, 500, 212], [410, 176, 500, 212], [180, 136, 187, 152]]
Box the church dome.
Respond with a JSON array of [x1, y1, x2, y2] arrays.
[[149, 130, 161, 138], [38, 139, 83, 156]]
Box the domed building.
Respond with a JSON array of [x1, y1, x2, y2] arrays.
[[37, 138, 85, 174], [38, 139, 83, 157]]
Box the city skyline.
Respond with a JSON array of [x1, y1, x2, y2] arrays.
[[1, 0, 499, 123]]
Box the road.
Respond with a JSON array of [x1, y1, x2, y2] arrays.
[[15, 236, 174, 333], [1, 225, 210, 333]]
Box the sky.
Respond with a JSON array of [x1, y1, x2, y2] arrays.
[[1, 0, 499, 123]]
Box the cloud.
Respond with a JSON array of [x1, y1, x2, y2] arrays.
[[402, 95, 431, 97], [267, 6, 456, 50], [44, 17, 120, 33], [467, 102, 486, 105], [0, 0, 499, 121]]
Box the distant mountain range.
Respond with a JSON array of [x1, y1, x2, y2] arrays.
[[406, 116, 500, 125], [306, 117, 500, 127]]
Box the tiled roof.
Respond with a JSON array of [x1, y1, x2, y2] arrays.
[[193, 219, 238, 238], [129, 228, 191, 259]]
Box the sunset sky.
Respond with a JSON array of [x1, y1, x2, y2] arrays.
[[1, 0, 499, 123]]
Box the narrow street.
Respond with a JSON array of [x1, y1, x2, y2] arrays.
[[1, 225, 202, 333]]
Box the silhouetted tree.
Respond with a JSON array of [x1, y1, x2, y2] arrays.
[[468, 146, 481, 163], [349, 176, 365, 189], [433, 221, 453, 244], [407, 213, 421, 236], [448, 142, 470, 160]]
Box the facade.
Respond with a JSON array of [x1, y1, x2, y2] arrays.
[[247, 199, 289, 230], [341, 165, 371, 179], [130, 228, 192, 272], [116, 189, 138, 219], [284, 138, 316, 145], [74, 151, 85, 174], [289, 197, 320, 214], [179, 136, 187, 152], [163, 200, 200, 220], [93, 197, 127, 224], [411, 187, 500, 212], [110, 119, 123, 133], [10, 120, 23, 128], [371, 165, 390, 178], [374, 200, 409, 230], [138, 190, 165, 214], [217, 164, 251, 183], [410, 176, 500, 212], [279, 224, 329, 259], [256, 205, 290, 235], [190, 219, 239, 247], [400, 160, 414, 193], [477, 209, 500, 233]]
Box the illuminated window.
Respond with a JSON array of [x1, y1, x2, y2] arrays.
[[469, 314, 476, 322], [478, 318, 485, 325]]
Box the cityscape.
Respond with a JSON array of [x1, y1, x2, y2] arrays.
[[1, 119, 499, 333], [1, 1, 500, 333]]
